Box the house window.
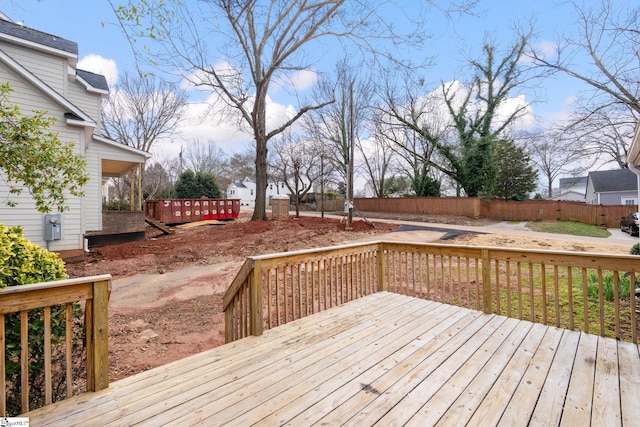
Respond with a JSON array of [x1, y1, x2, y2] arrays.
[[622, 197, 637, 205]]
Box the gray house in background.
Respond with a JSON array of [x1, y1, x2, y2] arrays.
[[585, 169, 638, 205]]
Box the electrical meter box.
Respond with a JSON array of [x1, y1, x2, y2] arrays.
[[44, 214, 62, 241]]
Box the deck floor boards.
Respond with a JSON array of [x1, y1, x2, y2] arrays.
[[25, 292, 640, 426]]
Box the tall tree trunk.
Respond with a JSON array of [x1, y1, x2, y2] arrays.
[[253, 139, 268, 221]]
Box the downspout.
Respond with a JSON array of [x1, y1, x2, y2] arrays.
[[628, 163, 640, 241]]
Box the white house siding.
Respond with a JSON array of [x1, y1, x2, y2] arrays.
[[0, 43, 66, 95], [0, 65, 86, 250], [67, 82, 100, 123]]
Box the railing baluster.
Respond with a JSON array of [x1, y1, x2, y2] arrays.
[[598, 269, 604, 336], [529, 263, 534, 322], [475, 258, 480, 310], [505, 261, 512, 318], [1, 313, 5, 417], [495, 259, 501, 316], [567, 267, 574, 331], [65, 303, 72, 398], [267, 268, 272, 328], [20, 310, 28, 414], [541, 264, 547, 325], [554, 265, 560, 327], [631, 272, 637, 344], [44, 306, 52, 405], [582, 268, 589, 334], [517, 262, 523, 319], [613, 271, 620, 340]]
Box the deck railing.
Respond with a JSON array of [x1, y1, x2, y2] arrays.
[[223, 241, 639, 344], [0, 275, 111, 416]]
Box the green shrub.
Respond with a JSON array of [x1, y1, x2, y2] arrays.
[[102, 199, 131, 211], [587, 272, 631, 302], [0, 223, 67, 288], [0, 223, 82, 416], [631, 243, 640, 255]]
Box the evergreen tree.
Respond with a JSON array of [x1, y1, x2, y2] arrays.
[[173, 170, 223, 199], [492, 139, 538, 200]]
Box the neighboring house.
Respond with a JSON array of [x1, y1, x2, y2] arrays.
[[584, 169, 638, 205], [550, 176, 587, 202], [0, 17, 150, 251], [227, 178, 256, 206], [227, 177, 303, 206]]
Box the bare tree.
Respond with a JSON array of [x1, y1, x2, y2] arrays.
[[525, 129, 591, 198], [113, 0, 411, 220], [359, 112, 397, 197], [183, 139, 230, 181], [222, 150, 256, 187], [269, 133, 321, 217], [528, 0, 639, 166], [143, 161, 173, 199], [563, 102, 638, 169], [103, 72, 187, 153], [305, 60, 374, 220], [528, 0, 639, 115], [378, 75, 448, 196]]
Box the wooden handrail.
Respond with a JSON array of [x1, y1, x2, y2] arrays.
[[0, 275, 111, 416], [223, 241, 640, 344]]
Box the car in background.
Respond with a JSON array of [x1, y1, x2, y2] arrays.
[[620, 212, 640, 236]]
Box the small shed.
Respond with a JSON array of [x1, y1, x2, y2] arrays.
[[271, 195, 290, 220]]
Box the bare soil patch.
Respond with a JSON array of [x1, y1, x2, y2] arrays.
[[64, 211, 630, 382], [65, 212, 397, 381], [447, 232, 631, 254]]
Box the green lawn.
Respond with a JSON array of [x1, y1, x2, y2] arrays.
[[525, 221, 611, 238]]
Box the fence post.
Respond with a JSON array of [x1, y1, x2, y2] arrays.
[[377, 243, 386, 292], [250, 260, 264, 336], [91, 279, 110, 391], [482, 249, 492, 314]]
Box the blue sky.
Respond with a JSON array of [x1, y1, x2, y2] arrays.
[[1, 0, 602, 160]]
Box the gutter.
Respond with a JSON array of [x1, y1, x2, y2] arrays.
[[628, 163, 640, 241]]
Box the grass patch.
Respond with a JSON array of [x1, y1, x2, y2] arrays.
[[525, 221, 611, 238]]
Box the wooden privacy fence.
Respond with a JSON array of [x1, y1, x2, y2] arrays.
[[223, 241, 639, 344], [0, 275, 111, 417], [353, 197, 635, 228]]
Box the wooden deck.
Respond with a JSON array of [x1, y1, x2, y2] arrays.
[[26, 292, 640, 426]]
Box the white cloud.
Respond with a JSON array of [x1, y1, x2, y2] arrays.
[[271, 69, 318, 95], [77, 54, 118, 88], [286, 69, 318, 90], [521, 40, 558, 64], [160, 90, 297, 159]]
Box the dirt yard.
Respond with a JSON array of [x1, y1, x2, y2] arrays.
[[66, 212, 400, 381], [63, 212, 631, 382]]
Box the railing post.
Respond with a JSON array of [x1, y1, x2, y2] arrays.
[[377, 243, 386, 292], [250, 260, 264, 336], [482, 249, 492, 314], [91, 279, 110, 391]]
